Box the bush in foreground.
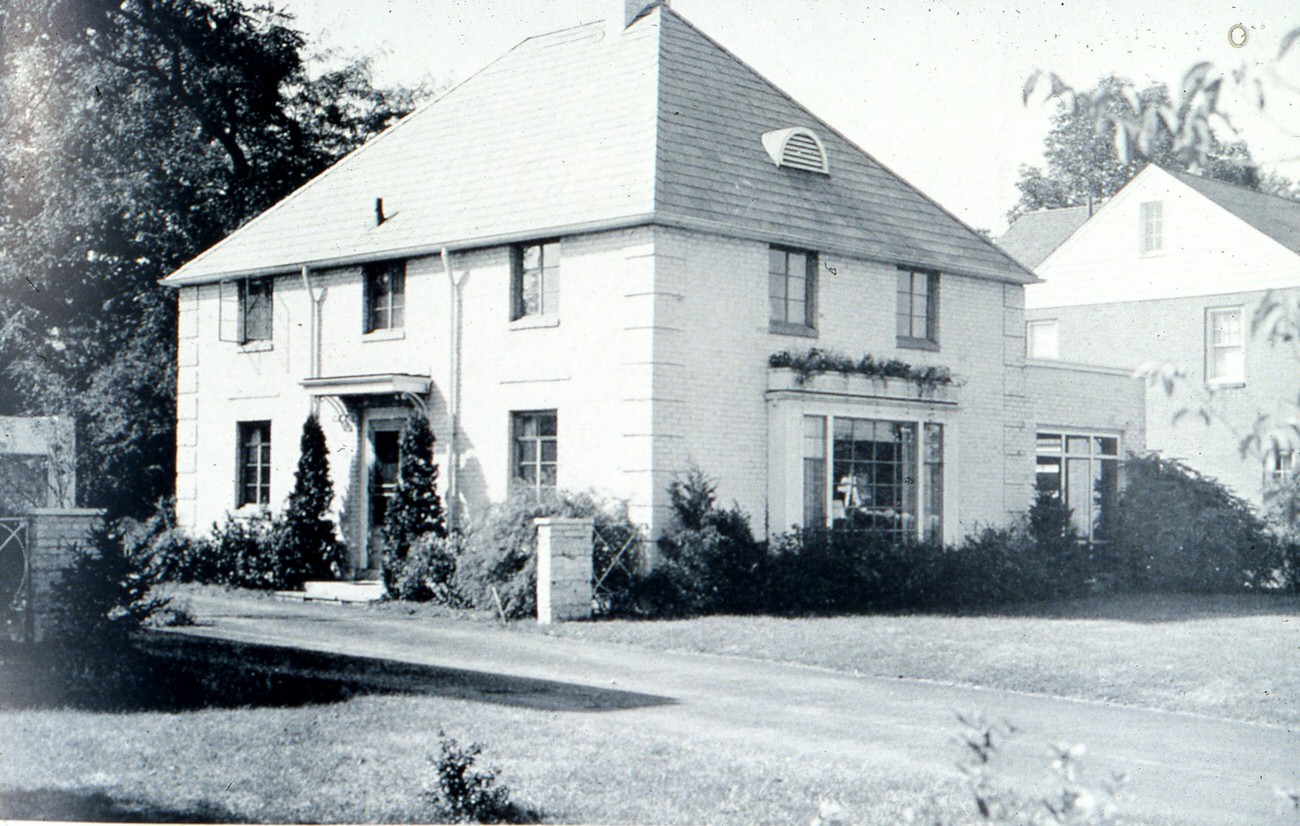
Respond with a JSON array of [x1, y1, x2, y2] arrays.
[[48, 518, 171, 707], [429, 735, 538, 823]]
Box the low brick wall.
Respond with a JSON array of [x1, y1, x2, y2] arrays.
[[27, 508, 104, 641], [535, 516, 593, 624]]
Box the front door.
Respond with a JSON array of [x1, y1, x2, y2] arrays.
[[365, 420, 403, 571]]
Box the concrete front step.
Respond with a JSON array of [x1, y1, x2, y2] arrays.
[[275, 580, 386, 604]]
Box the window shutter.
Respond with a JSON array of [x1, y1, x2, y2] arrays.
[[219, 280, 244, 342]]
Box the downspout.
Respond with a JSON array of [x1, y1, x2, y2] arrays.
[[299, 265, 321, 411], [442, 248, 467, 532]]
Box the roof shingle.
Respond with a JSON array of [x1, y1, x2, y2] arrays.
[[995, 206, 1092, 269], [164, 6, 1031, 286]]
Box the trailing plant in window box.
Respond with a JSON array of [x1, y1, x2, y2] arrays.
[[769, 347, 954, 393]]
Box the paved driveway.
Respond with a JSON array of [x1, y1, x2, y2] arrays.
[[171, 592, 1298, 825]]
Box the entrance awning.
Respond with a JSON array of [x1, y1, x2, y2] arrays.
[[301, 373, 431, 398]]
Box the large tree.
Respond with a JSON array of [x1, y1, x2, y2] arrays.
[[1008, 75, 1266, 222], [0, 0, 427, 517]]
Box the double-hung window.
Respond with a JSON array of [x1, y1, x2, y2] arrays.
[[802, 415, 944, 541], [220, 278, 272, 344], [364, 261, 406, 332], [769, 246, 817, 333], [512, 242, 560, 320], [511, 410, 557, 493], [1140, 201, 1163, 254], [237, 421, 272, 507], [1269, 450, 1296, 484], [1206, 307, 1244, 385], [897, 268, 939, 348]]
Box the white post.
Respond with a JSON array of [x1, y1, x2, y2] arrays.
[[534, 516, 594, 624]]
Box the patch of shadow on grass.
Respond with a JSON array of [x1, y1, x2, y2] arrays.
[[0, 634, 676, 714], [973, 592, 1300, 623], [0, 787, 239, 822]]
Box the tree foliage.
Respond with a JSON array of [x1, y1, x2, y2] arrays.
[[0, 0, 428, 518], [382, 411, 447, 591], [1010, 75, 1267, 222]]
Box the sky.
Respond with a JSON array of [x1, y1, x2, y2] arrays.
[[276, 0, 1300, 233]]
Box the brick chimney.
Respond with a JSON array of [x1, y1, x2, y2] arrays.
[[611, 0, 662, 38]]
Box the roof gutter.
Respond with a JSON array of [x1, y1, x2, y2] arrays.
[[159, 213, 661, 288]]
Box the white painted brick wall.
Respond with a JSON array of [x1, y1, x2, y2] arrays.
[[177, 223, 1127, 559]]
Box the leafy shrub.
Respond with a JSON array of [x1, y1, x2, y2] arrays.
[[275, 415, 345, 588], [201, 514, 282, 589], [48, 519, 171, 707], [1109, 455, 1281, 592], [648, 468, 765, 615], [391, 532, 464, 603], [382, 412, 448, 593], [455, 488, 636, 619], [428, 735, 536, 823]]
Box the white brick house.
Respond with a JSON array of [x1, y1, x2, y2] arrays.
[[1008, 164, 1300, 512], [164, 1, 1140, 572]]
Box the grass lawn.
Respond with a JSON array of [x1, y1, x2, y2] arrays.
[[544, 592, 1300, 729], [0, 633, 981, 824], [0, 589, 1290, 823]]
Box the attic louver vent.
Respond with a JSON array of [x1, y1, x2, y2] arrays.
[[761, 127, 829, 174]]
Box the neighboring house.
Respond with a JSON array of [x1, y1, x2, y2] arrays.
[[1007, 164, 1300, 513], [163, 0, 1140, 572], [0, 416, 77, 514]]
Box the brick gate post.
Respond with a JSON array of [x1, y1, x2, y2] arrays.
[[534, 516, 593, 624]]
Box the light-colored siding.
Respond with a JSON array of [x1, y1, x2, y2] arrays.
[[1027, 288, 1299, 505], [1028, 167, 1300, 309]]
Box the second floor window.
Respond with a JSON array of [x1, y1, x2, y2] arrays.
[[897, 268, 939, 347], [769, 246, 816, 330], [1206, 306, 1244, 384], [364, 261, 406, 332], [242, 278, 273, 342], [512, 242, 560, 320], [237, 421, 272, 507], [1140, 201, 1163, 254]]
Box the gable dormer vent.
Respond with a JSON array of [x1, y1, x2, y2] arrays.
[[761, 127, 829, 174]]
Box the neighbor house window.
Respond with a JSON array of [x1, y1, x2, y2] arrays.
[[1026, 319, 1059, 359], [511, 410, 557, 493], [897, 268, 939, 347], [1035, 431, 1119, 542], [511, 242, 560, 319], [1140, 201, 1163, 254], [237, 421, 272, 507], [1269, 450, 1296, 484], [1206, 307, 1244, 384], [242, 278, 273, 342], [802, 415, 943, 541], [769, 246, 817, 331], [364, 260, 406, 332]]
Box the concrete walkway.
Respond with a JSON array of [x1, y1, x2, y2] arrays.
[[171, 592, 1298, 825]]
